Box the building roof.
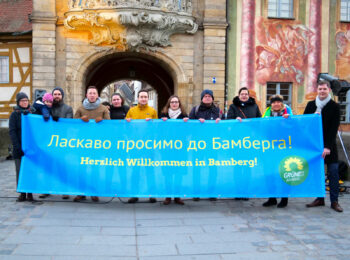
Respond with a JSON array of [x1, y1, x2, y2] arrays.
[[0, 0, 32, 33]]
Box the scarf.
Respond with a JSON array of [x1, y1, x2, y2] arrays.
[[83, 97, 101, 110], [315, 94, 331, 113], [168, 108, 181, 119]]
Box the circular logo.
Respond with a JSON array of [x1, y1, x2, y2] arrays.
[[279, 156, 309, 186]]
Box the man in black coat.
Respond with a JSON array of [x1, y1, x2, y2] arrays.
[[189, 89, 220, 201], [304, 80, 343, 212]]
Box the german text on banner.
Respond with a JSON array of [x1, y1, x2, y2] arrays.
[[18, 114, 325, 198]]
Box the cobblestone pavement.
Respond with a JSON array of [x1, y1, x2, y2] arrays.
[[1, 159, 350, 260]]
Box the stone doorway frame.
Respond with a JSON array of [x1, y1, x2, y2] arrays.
[[65, 48, 190, 112]]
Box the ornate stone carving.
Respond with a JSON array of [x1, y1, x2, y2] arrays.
[[64, 0, 197, 51]]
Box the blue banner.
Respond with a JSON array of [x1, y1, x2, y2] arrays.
[[18, 114, 325, 198]]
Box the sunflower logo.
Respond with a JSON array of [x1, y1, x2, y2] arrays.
[[279, 156, 309, 186], [284, 157, 303, 172]]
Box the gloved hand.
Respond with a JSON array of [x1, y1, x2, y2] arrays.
[[81, 115, 89, 122], [95, 116, 103, 123], [52, 116, 59, 122], [23, 110, 29, 115], [43, 115, 50, 121]]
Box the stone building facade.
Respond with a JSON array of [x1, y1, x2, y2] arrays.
[[2, 0, 350, 123], [30, 0, 227, 113]]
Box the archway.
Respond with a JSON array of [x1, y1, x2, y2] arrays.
[[83, 52, 175, 113]]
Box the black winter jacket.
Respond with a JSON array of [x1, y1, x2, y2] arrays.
[[51, 101, 73, 119], [110, 105, 130, 119], [9, 106, 35, 159], [227, 97, 261, 119], [304, 99, 340, 164], [189, 103, 220, 120]]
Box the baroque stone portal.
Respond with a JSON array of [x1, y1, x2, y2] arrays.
[[64, 0, 198, 51]]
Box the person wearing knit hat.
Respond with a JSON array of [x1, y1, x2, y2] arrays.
[[200, 89, 214, 100], [9, 92, 35, 202], [33, 92, 53, 122], [45, 87, 73, 200], [189, 89, 221, 202], [261, 94, 292, 209], [51, 86, 73, 122]]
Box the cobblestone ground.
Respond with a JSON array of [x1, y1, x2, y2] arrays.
[[1, 159, 350, 260]]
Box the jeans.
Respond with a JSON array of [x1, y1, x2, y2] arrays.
[[317, 162, 339, 203]]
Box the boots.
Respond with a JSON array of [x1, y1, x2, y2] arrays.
[[26, 193, 34, 202], [16, 193, 26, 202], [163, 198, 171, 205], [277, 198, 288, 208], [262, 198, 277, 207]]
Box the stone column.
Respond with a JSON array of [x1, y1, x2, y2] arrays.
[[306, 0, 322, 99], [239, 0, 256, 91], [31, 0, 57, 93], [202, 0, 228, 109]]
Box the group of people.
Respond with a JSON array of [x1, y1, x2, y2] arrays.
[[9, 80, 343, 212]]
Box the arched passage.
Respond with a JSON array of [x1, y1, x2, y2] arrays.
[[83, 52, 175, 113]]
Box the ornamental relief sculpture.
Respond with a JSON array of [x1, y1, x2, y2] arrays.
[[64, 0, 197, 51]]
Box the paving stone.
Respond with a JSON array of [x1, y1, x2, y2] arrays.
[[0, 160, 350, 259]]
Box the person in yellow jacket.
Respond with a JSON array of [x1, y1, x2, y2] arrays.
[[126, 90, 158, 204], [126, 90, 158, 120]]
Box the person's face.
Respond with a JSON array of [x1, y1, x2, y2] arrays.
[[202, 94, 213, 105], [52, 90, 62, 103], [86, 88, 98, 103], [18, 98, 29, 109], [170, 97, 180, 110], [138, 92, 148, 105], [112, 95, 122, 107], [44, 100, 53, 108], [317, 84, 330, 100], [239, 90, 249, 102], [271, 101, 283, 112]]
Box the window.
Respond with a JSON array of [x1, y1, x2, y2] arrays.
[[0, 56, 9, 83], [268, 0, 294, 19], [340, 0, 350, 22], [339, 91, 350, 122], [266, 82, 292, 107]]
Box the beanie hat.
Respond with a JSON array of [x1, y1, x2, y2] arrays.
[[201, 89, 214, 100], [43, 93, 53, 103], [52, 87, 64, 98], [16, 92, 29, 105], [270, 94, 284, 104]]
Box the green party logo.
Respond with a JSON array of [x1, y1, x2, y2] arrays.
[[279, 156, 309, 186]]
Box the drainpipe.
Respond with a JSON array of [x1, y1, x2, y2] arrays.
[[224, 0, 229, 118]]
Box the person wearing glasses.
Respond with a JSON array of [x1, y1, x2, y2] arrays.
[[160, 95, 188, 205], [9, 92, 35, 202]]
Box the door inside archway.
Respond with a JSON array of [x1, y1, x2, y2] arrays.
[[84, 53, 174, 114]]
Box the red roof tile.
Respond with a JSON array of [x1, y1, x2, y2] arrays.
[[0, 0, 32, 33]]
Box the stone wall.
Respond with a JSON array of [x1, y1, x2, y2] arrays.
[[0, 128, 11, 158]]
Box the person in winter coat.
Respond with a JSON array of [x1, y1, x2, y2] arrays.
[[304, 81, 343, 212], [189, 89, 221, 123], [227, 87, 262, 200], [160, 95, 188, 205], [262, 94, 292, 208], [189, 89, 220, 201], [227, 87, 261, 121], [126, 90, 158, 204], [110, 93, 129, 119], [33, 93, 53, 121], [51, 87, 73, 120], [73, 86, 110, 203], [9, 92, 35, 202]]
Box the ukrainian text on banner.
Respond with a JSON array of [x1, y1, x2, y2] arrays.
[[18, 114, 325, 197]]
